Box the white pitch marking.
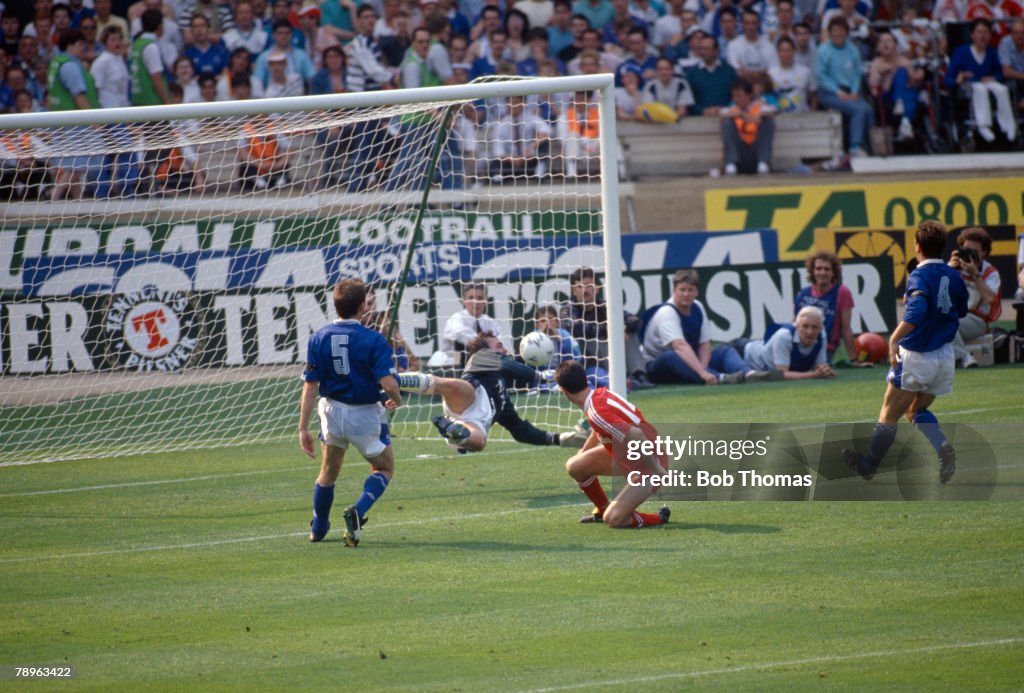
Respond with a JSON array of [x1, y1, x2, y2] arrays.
[[514, 637, 1024, 693], [0, 503, 586, 565], [0, 466, 308, 498]]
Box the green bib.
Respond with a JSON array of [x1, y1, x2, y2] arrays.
[[131, 36, 162, 106], [47, 53, 99, 111]]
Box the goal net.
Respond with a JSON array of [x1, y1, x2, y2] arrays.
[[0, 76, 624, 466]]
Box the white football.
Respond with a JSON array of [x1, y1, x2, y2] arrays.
[[519, 331, 555, 367]]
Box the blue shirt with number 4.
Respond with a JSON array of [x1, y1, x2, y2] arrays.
[[899, 259, 968, 354], [304, 319, 396, 405]]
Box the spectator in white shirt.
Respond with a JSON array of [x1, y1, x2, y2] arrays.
[[440, 283, 507, 355], [727, 9, 777, 83], [91, 26, 131, 108], [222, 0, 268, 56]]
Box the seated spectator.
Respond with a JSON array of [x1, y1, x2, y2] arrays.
[[998, 18, 1024, 104], [717, 77, 775, 175], [439, 282, 507, 358], [949, 227, 1003, 368], [179, 0, 236, 44], [727, 9, 777, 84], [471, 28, 507, 78], [573, 0, 615, 34], [222, 1, 267, 57], [769, 0, 797, 42], [228, 72, 252, 99], [184, 14, 229, 76], [469, 4, 504, 59], [868, 30, 924, 142], [559, 266, 649, 388], [816, 16, 873, 158], [78, 16, 101, 65], [661, 10, 700, 63], [311, 44, 346, 94], [640, 269, 767, 385], [518, 27, 563, 75], [617, 26, 658, 84], [769, 35, 816, 111], [794, 249, 869, 364], [615, 64, 645, 119], [153, 83, 205, 195], [172, 56, 202, 102], [567, 28, 622, 74], [1, 66, 33, 113], [700, 0, 735, 39], [379, 9, 413, 67], [557, 13, 591, 63], [653, 0, 686, 51], [966, 0, 1022, 39], [488, 92, 551, 181], [217, 47, 264, 100], [739, 306, 834, 379], [505, 8, 532, 62], [94, 0, 130, 43], [557, 88, 600, 178], [715, 7, 741, 49], [197, 72, 218, 101], [792, 21, 817, 72], [629, 0, 664, 28], [641, 56, 694, 118], [255, 19, 315, 88], [27, 12, 53, 65], [534, 303, 583, 372], [264, 49, 305, 96], [819, 0, 871, 55], [685, 33, 737, 115], [548, 0, 576, 59], [237, 113, 293, 190], [295, 2, 340, 69], [946, 18, 1018, 143]]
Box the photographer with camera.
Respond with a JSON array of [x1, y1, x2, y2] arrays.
[[948, 227, 1002, 368]]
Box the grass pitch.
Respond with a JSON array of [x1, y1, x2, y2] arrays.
[[2, 365, 1023, 691]]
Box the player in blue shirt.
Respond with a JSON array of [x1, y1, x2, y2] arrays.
[[844, 221, 968, 484], [396, 332, 587, 453], [299, 279, 402, 547]]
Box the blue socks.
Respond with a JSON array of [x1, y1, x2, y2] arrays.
[[311, 483, 335, 537], [353, 472, 390, 518], [866, 423, 899, 467], [912, 409, 947, 455]]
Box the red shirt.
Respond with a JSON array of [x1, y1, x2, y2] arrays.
[[584, 387, 666, 473]]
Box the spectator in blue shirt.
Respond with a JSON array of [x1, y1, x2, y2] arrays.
[[184, 14, 230, 75], [254, 19, 316, 86], [815, 16, 872, 157], [945, 18, 1017, 143]]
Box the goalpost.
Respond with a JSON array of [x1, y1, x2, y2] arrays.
[[0, 75, 625, 465]]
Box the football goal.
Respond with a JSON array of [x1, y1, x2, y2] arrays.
[[0, 75, 625, 465]]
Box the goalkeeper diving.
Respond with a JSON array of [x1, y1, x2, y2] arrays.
[[397, 332, 587, 452]]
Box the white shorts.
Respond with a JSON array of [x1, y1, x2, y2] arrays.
[[887, 343, 954, 396], [443, 383, 494, 449], [317, 398, 390, 459]]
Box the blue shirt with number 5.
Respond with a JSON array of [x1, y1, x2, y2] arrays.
[[900, 259, 968, 353], [304, 319, 396, 405]]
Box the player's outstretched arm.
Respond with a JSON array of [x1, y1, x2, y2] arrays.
[[298, 381, 318, 459]]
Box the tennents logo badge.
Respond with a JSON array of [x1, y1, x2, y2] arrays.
[[103, 288, 203, 371]]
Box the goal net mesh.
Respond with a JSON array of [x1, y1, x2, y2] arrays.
[[0, 80, 613, 465]]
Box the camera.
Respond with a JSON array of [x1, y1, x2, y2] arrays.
[[957, 246, 978, 267]]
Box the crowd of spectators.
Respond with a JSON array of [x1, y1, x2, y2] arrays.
[[2, 0, 1024, 198]]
